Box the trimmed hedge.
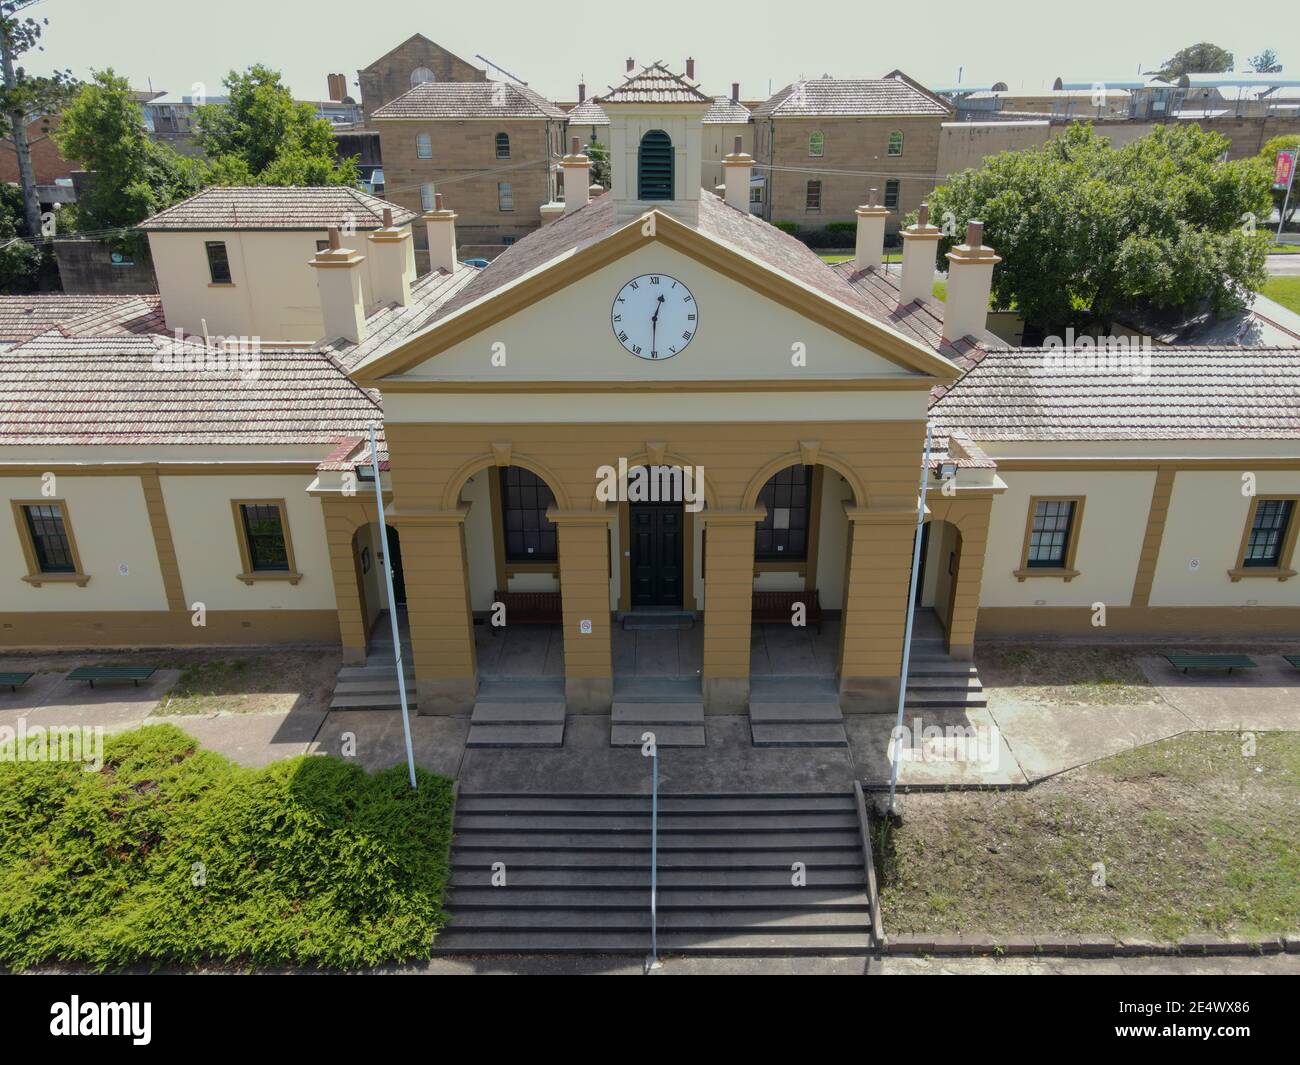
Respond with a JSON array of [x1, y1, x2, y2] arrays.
[[0, 724, 455, 970]]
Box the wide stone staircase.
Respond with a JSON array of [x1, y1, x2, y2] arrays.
[[432, 790, 878, 956]]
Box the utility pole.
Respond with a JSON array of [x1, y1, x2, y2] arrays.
[[0, 2, 44, 239]]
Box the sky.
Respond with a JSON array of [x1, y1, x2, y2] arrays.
[[21, 0, 1299, 103]]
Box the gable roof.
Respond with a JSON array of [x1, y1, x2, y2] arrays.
[[0, 335, 382, 446], [596, 62, 712, 105], [566, 98, 610, 126], [755, 74, 951, 117], [138, 187, 417, 232], [358, 33, 480, 75], [0, 293, 166, 344], [370, 80, 565, 120], [929, 345, 1300, 441], [703, 96, 752, 124], [351, 190, 959, 385]]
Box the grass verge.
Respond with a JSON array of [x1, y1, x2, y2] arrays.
[[0, 723, 454, 970], [154, 650, 341, 716], [976, 643, 1155, 705], [877, 732, 1300, 941], [1262, 275, 1300, 314]]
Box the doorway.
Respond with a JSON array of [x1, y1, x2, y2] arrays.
[[383, 524, 406, 607], [629, 502, 684, 607]]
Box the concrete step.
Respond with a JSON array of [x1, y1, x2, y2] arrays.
[[611, 702, 705, 725], [445, 887, 870, 909], [329, 692, 405, 710], [470, 702, 565, 725], [431, 929, 873, 956], [448, 867, 866, 889], [333, 679, 411, 696], [621, 610, 695, 630], [443, 908, 872, 930], [612, 677, 703, 704], [336, 665, 414, 682], [907, 658, 980, 677], [903, 690, 988, 709], [450, 848, 865, 870], [610, 724, 706, 748], [748, 703, 844, 725], [465, 723, 565, 749], [748, 676, 840, 703], [906, 674, 983, 691], [476, 677, 566, 701], [452, 829, 862, 851], [454, 812, 860, 833], [750, 722, 849, 748], [456, 793, 857, 815]]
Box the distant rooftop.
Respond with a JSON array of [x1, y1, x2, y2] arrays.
[[138, 186, 417, 232], [596, 62, 712, 105], [755, 73, 950, 117], [370, 80, 565, 120]]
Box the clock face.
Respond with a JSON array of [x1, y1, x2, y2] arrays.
[[610, 273, 697, 360]]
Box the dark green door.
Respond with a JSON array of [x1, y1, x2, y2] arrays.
[[630, 503, 683, 607]]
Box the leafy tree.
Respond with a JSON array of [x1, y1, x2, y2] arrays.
[[0, 0, 77, 237], [193, 65, 358, 186], [53, 69, 205, 250], [1258, 134, 1300, 228], [584, 138, 611, 189], [0, 181, 40, 290], [1161, 42, 1234, 77], [922, 124, 1271, 330], [1248, 49, 1282, 74]]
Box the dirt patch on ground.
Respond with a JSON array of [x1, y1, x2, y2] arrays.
[[0, 647, 341, 717], [877, 732, 1300, 941], [976, 645, 1158, 705]]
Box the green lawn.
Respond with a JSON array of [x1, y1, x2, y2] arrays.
[[877, 732, 1300, 942], [816, 250, 902, 265], [0, 724, 455, 970], [1268, 241, 1300, 254], [1262, 275, 1300, 314]]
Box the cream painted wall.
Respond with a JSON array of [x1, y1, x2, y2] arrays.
[[1, 475, 167, 611], [815, 471, 851, 611], [393, 242, 926, 385], [981, 471, 1155, 608], [356, 523, 388, 624], [1151, 470, 1300, 608], [461, 470, 497, 611], [147, 227, 404, 343], [160, 475, 334, 611]]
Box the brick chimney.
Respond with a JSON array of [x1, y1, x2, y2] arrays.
[[561, 136, 592, 214], [327, 73, 346, 102], [731, 81, 740, 103], [854, 189, 888, 274], [723, 135, 753, 212], [942, 220, 1001, 342], [310, 226, 367, 343], [366, 206, 413, 307], [626, 57, 635, 73], [422, 193, 458, 274], [899, 202, 940, 305], [578, 82, 586, 104], [686, 57, 696, 80]]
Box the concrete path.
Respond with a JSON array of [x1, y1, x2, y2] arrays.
[[848, 707, 1026, 788], [171, 706, 329, 768], [0, 669, 180, 735], [1139, 653, 1300, 730]]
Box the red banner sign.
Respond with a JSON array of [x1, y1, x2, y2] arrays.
[[1275, 149, 1297, 191]]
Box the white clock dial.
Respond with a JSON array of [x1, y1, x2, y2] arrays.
[[610, 273, 698, 360]]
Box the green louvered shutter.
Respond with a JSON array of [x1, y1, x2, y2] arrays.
[[638, 130, 674, 200]]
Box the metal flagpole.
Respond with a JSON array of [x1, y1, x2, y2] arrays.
[[645, 738, 661, 972], [369, 421, 418, 790], [888, 422, 933, 814]]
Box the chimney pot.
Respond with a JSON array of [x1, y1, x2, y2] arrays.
[[382, 207, 393, 227], [626, 57, 635, 73], [733, 135, 742, 154], [327, 226, 341, 250], [686, 57, 695, 80], [966, 220, 984, 246], [869, 187, 878, 206], [435, 192, 444, 212], [578, 82, 586, 103], [731, 81, 740, 103], [917, 202, 929, 227], [571, 135, 580, 154]]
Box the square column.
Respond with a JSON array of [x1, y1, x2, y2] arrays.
[[926, 495, 994, 661], [698, 508, 764, 713], [549, 509, 616, 713], [320, 497, 375, 665], [391, 506, 477, 715], [839, 504, 917, 711]]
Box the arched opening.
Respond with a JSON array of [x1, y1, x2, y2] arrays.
[[410, 67, 435, 87], [916, 518, 963, 650], [637, 129, 673, 201], [351, 522, 406, 653], [748, 462, 852, 682], [495, 132, 510, 159]]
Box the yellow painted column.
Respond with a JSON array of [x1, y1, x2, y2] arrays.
[[391, 506, 477, 715], [320, 496, 374, 666], [934, 498, 992, 660], [839, 504, 917, 710], [698, 509, 764, 713], [550, 510, 616, 713]]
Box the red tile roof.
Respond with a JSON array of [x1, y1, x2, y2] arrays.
[[755, 76, 950, 117], [139, 187, 417, 231], [596, 62, 712, 105], [371, 81, 565, 120], [0, 294, 166, 344]]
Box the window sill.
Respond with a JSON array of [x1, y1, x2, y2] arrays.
[[237, 571, 303, 585], [1227, 567, 1295, 582], [22, 572, 91, 588], [1013, 567, 1079, 582], [755, 560, 807, 574], [208, 282, 235, 288], [505, 562, 558, 576]]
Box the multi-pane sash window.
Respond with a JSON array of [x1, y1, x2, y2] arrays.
[[755, 465, 812, 560], [1243, 499, 1294, 567], [240, 503, 289, 571], [497, 181, 514, 211], [500, 468, 557, 562], [1026, 499, 1076, 568], [205, 241, 232, 284], [805, 180, 822, 211], [887, 130, 904, 156], [884, 179, 900, 209], [808, 130, 824, 157], [23, 504, 74, 572], [495, 132, 511, 159]]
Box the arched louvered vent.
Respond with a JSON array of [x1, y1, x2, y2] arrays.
[[638, 129, 674, 201]]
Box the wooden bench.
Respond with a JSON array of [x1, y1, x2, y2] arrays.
[[1283, 655, 1300, 672], [1165, 654, 1256, 675], [67, 665, 158, 688], [491, 590, 563, 632], [752, 590, 823, 634], [0, 671, 33, 693]]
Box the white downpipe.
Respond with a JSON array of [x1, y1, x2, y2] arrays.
[[369, 421, 418, 790], [888, 422, 933, 814]]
